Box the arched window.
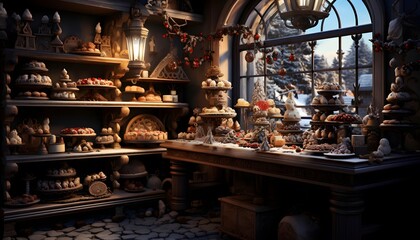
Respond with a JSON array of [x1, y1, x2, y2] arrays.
[[225, 0, 383, 127]]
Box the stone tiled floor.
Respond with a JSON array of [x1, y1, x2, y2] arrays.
[[3, 205, 231, 240]]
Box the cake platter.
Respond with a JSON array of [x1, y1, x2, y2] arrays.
[[4, 198, 40, 208], [324, 152, 356, 159]]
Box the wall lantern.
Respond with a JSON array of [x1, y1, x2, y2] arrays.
[[125, 3, 150, 80], [278, 0, 330, 31]]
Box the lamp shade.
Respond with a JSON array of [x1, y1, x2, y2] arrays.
[[280, 0, 329, 31], [125, 5, 150, 79]]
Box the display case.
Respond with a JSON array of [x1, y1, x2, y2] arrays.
[[1, 0, 198, 235]]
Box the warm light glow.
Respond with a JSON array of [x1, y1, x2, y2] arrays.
[[125, 5, 150, 79]]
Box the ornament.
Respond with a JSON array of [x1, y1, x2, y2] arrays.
[[168, 61, 178, 71], [278, 67, 287, 76], [272, 51, 279, 61], [389, 57, 398, 68], [245, 51, 254, 62], [266, 55, 274, 64], [289, 53, 295, 61]]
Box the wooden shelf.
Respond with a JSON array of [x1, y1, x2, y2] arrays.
[[128, 77, 190, 84], [5, 48, 128, 65], [6, 99, 188, 109], [6, 147, 166, 163], [4, 189, 165, 222]]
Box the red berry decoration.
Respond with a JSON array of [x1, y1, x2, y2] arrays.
[[245, 51, 254, 62], [289, 53, 295, 61], [272, 51, 279, 61], [278, 67, 287, 76], [266, 55, 274, 64], [254, 33, 260, 41]]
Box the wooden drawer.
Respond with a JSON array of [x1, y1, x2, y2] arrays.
[[219, 195, 280, 240]]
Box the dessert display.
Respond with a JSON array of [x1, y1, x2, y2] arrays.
[[308, 82, 354, 147], [95, 127, 115, 148], [235, 98, 250, 107], [177, 115, 200, 140], [50, 68, 79, 100], [276, 92, 304, 145], [77, 77, 114, 87], [83, 171, 107, 186], [60, 127, 96, 136], [124, 114, 168, 143], [60, 127, 96, 152], [14, 60, 52, 100], [380, 66, 415, 127], [5, 194, 39, 207], [201, 65, 232, 89], [252, 101, 270, 126], [37, 164, 82, 198], [22, 60, 48, 72], [48, 135, 65, 153], [323, 137, 355, 158], [189, 65, 239, 142], [71, 40, 101, 56], [76, 76, 117, 100], [4, 172, 39, 207], [137, 84, 162, 102], [118, 159, 147, 192]]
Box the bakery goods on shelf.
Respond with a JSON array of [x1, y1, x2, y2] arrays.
[[77, 77, 114, 86], [235, 98, 250, 107], [24, 60, 48, 70], [51, 68, 79, 100], [125, 85, 145, 93], [316, 82, 341, 90], [73, 41, 101, 54], [380, 65, 416, 128], [124, 129, 167, 141], [16, 74, 52, 86], [60, 127, 96, 135], [37, 177, 81, 191], [16, 91, 48, 98], [201, 106, 236, 115], [201, 65, 232, 89], [47, 166, 76, 176], [324, 113, 362, 123]]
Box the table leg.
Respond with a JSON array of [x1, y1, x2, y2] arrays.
[[329, 189, 364, 240], [170, 161, 189, 211]]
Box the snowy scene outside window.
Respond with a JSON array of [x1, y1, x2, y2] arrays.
[[236, 0, 373, 126]]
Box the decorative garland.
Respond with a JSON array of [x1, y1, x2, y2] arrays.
[[161, 11, 295, 69], [370, 33, 420, 71]]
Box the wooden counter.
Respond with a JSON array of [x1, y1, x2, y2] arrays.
[[161, 140, 420, 240]]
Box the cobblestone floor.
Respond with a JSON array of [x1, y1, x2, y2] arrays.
[[3, 205, 231, 240]]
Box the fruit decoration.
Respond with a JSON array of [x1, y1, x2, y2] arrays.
[[255, 100, 270, 111]]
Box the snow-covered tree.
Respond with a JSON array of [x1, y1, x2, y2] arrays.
[[342, 38, 372, 90]]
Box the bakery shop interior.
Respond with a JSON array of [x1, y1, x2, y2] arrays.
[[1, 0, 420, 239]]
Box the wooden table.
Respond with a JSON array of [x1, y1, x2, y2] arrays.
[[161, 140, 420, 240]]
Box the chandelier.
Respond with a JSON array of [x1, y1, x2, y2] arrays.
[[278, 0, 331, 31]]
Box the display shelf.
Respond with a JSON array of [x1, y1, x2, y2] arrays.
[[129, 77, 190, 84], [7, 99, 188, 108], [3, 189, 165, 222], [4, 48, 128, 66], [6, 147, 166, 164]]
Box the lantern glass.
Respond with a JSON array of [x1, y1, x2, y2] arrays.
[[279, 0, 330, 31]]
